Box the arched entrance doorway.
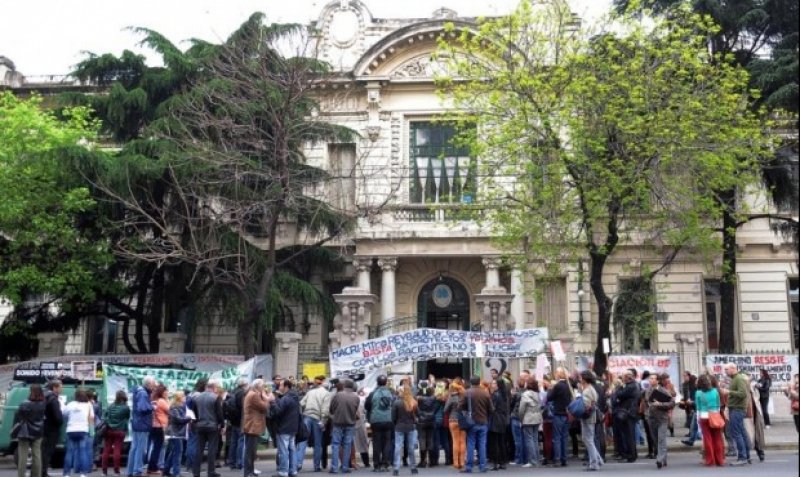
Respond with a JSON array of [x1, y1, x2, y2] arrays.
[[417, 276, 471, 379]]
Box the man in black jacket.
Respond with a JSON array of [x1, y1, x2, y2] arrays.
[[614, 370, 641, 463], [591, 378, 608, 460], [546, 368, 573, 467], [270, 380, 301, 477], [226, 378, 248, 470], [190, 379, 225, 477], [40, 380, 63, 477], [365, 376, 394, 472]]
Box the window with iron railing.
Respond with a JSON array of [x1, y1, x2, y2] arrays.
[[409, 122, 476, 204]]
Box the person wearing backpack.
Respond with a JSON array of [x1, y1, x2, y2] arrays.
[[224, 378, 248, 470], [579, 371, 602, 472], [14, 384, 46, 477], [365, 376, 395, 472]]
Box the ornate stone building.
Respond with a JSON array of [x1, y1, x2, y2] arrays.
[[3, 0, 797, 379]]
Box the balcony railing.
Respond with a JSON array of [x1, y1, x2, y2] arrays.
[[390, 203, 484, 223], [368, 315, 426, 339]]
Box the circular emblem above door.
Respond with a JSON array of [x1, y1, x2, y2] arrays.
[[432, 283, 453, 308]]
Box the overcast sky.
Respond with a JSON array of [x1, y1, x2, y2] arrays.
[[1, 0, 612, 77]]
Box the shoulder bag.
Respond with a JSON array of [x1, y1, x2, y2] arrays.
[[457, 393, 475, 431]]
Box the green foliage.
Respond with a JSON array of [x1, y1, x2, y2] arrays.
[[613, 277, 656, 351], [0, 92, 113, 308]]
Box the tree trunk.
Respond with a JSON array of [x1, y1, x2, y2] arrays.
[[591, 252, 613, 376], [148, 268, 165, 353], [718, 189, 738, 352]]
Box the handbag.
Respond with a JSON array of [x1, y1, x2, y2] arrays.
[[95, 421, 109, 438], [457, 393, 475, 431], [10, 422, 22, 440], [708, 411, 725, 429]]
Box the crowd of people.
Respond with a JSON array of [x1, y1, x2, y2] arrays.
[[10, 366, 800, 477]]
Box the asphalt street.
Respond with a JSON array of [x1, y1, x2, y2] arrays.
[[2, 451, 799, 477]]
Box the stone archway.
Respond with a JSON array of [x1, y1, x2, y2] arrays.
[[417, 276, 471, 379]]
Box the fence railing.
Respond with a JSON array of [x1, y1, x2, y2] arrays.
[[368, 315, 425, 339]]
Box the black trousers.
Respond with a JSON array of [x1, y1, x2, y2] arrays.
[[371, 422, 394, 469], [40, 430, 59, 477], [193, 428, 220, 477], [488, 431, 507, 466], [621, 418, 638, 461], [243, 434, 260, 477], [760, 398, 771, 426], [642, 418, 656, 456]]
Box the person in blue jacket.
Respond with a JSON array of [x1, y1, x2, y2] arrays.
[[127, 376, 156, 477]]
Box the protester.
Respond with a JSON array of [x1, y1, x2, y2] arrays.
[[647, 373, 676, 469], [460, 376, 493, 474], [416, 386, 437, 468], [102, 390, 131, 477], [184, 378, 208, 473], [366, 376, 395, 472], [271, 379, 303, 477], [517, 377, 542, 468], [354, 387, 370, 469], [546, 367, 572, 467], [226, 378, 249, 471], [243, 379, 271, 477], [14, 384, 46, 477], [392, 384, 419, 476], [591, 375, 608, 462], [63, 389, 95, 477], [190, 379, 225, 477], [723, 363, 751, 465], [41, 380, 64, 477], [641, 373, 657, 460], [443, 382, 466, 470], [577, 371, 602, 472], [432, 380, 452, 467], [680, 372, 697, 431], [695, 374, 725, 466], [748, 377, 767, 462], [160, 391, 190, 477], [128, 376, 156, 477], [755, 369, 772, 428], [148, 384, 170, 475], [509, 381, 524, 466], [614, 370, 641, 463], [329, 378, 359, 474], [785, 374, 799, 434], [298, 376, 332, 472], [488, 379, 510, 471]]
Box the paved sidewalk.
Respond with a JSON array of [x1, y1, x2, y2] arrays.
[[252, 420, 798, 459]]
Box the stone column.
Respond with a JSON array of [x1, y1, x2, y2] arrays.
[[274, 332, 302, 378], [482, 256, 502, 289], [353, 256, 373, 293], [378, 257, 398, 321], [331, 288, 379, 351], [510, 268, 525, 329], [159, 332, 187, 353], [675, 333, 705, 377], [37, 332, 68, 358]]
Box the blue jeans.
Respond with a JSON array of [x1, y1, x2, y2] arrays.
[[465, 424, 488, 472], [164, 438, 184, 477], [511, 417, 525, 464], [551, 415, 569, 463], [64, 431, 90, 475], [276, 434, 296, 477], [393, 430, 418, 470], [331, 426, 354, 473], [434, 424, 451, 464], [727, 409, 750, 461], [185, 428, 197, 468], [127, 430, 150, 477], [295, 416, 323, 471], [226, 427, 243, 468], [522, 425, 540, 465]]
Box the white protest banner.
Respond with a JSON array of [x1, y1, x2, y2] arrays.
[[330, 328, 549, 376], [551, 341, 566, 362], [577, 354, 680, 385], [534, 353, 550, 381], [102, 358, 256, 405], [705, 354, 799, 387]]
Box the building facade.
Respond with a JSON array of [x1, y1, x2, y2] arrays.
[[2, 1, 797, 378]]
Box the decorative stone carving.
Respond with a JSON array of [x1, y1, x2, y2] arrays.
[[474, 292, 514, 332], [377, 257, 398, 272], [331, 287, 378, 351]]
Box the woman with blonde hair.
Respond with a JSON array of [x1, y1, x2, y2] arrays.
[[164, 392, 192, 477], [392, 385, 419, 476], [443, 383, 467, 470]]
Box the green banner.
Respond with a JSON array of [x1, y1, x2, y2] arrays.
[[102, 359, 254, 404]]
